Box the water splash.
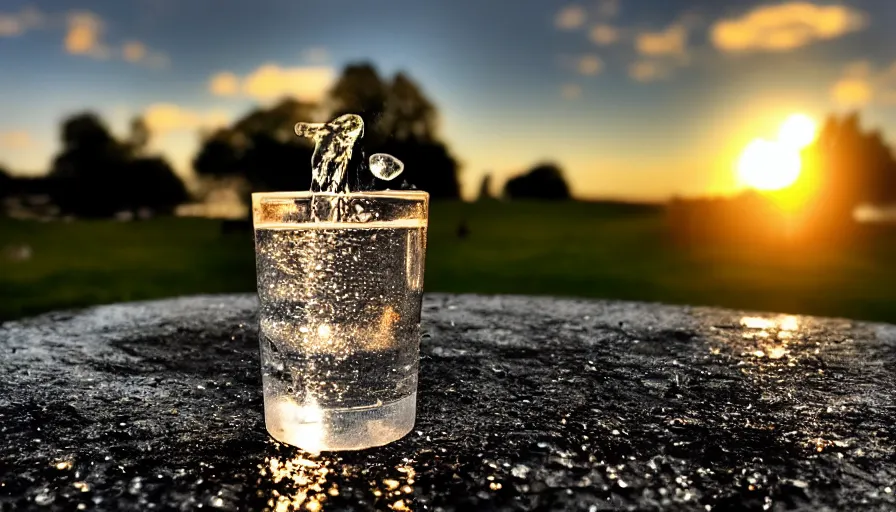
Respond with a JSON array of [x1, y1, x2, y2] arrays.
[[294, 114, 406, 194], [295, 114, 365, 194]]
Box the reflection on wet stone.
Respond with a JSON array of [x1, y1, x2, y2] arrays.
[[1, 294, 896, 510]]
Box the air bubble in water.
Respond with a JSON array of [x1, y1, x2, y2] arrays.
[[369, 153, 405, 181]]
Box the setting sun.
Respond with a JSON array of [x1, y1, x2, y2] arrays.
[[737, 139, 801, 191], [778, 114, 818, 149], [737, 114, 818, 192]]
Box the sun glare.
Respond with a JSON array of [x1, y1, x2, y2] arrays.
[[737, 139, 801, 191], [736, 114, 817, 192], [778, 114, 817, 149]]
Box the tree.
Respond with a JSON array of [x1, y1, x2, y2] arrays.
[[382, 72, 437, 142], [804, 112, 896, 221], [193, 99, 317, 194], [126, 157, 189, 214], [376, 139, 461, 199], [193, 64, 462, 200], [503, 163, 571, 200], [477, 173, 494, 201], [49, 112, 189, 217], [0, 165, 11, 198], [328, 64, 459, 198], [127, 117, 150, 156], [328, 63, 388, 143]]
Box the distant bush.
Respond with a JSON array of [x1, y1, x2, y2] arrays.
[[503, 163, 571, 200]]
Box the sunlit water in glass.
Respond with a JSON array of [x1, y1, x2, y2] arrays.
[[254, 220, 425, 451]]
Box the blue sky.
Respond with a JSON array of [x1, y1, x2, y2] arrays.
[[1, 0, 896, 199]]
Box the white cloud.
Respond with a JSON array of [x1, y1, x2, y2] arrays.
[[636, 23, 688, 58], [61, 11, 168, 67], [209, 72, 240, 97], [577, 55, 604, 76], [301, 47, 329, 64], [122, 41, 146, 63], [0, 131, 33, 149], [209, 64, 336, 102], [143, 104, 231, 135], [589, 24, 620, 46], [0, 6, 44, 37], [711, 2, 867, 53], [555, 5, 587, 30], [65, 11, 109, 58], [561, 83, 582, 100], [628, 60, 671, 83], [596, 0, 620, 19], [831, 60, 896, 108]]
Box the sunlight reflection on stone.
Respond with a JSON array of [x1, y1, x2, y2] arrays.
[[260, 451, 335, 512], [741, 317, 776, 330], [780, 315, 799, 331], [373, 463, 416, 511], [259, 450, 417, 511], [715, 315, 806, 368]]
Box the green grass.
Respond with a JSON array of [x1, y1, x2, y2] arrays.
[[3, 201, 896, 323]]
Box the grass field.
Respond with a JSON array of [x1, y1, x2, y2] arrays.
[[3, 200, 896, 323]]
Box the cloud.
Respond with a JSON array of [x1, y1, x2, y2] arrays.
[[830, 60, 896, 108], [209, 72, 240, 97], [636, 23, 688, 57], [65, 11, 109, 58], [209, 64, 335, 102], [62, 11, 168, 67], [143, 104, 231, 135], [555, 5, 587, 30], [832, 78, 872, 107], [0, 131, 33, 149], [0, 6, 44, 37], [122, 41, 146, 62], [561, 83, 582, 100], [711, 2, 867, 53], [577, 55, 604, 76], [628, 60, 671, 83], [596, 0, 620, 19], [589, 24, 620, 46], [301, 47, 329, 64]]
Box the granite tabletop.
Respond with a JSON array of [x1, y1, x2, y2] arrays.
[[1, 293, 895, 511]]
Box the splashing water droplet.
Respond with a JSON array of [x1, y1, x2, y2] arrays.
[[369, 153, 405, 181], [295, 114, 365, 194], [294, 114, 406, 196]]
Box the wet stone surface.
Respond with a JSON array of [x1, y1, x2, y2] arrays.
[[1, 294, 896, 511]]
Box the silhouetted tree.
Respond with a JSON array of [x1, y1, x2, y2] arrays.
[[382, 72, 437, 142], [377, 139, 461, 199], [477, 173, 494, 201], [127, 117, 150, 156], [0, 166, 10, 198], [193, 135, 243, 179], [329, 63, 389, 143], [49, 112, 189, 217], [193, 99, 317, 194], [126, 157, 189, 214], [194, 64, 461, 200], [807, 112, 896, 216], [503, 163, 571, 200]]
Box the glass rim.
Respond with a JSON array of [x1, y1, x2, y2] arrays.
[[252, 190, 429, 201]]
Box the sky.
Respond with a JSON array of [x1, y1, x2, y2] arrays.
[[1, 0, 896, 200]]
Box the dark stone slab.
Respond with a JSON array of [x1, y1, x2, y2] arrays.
[[1, 294, 895, 511]]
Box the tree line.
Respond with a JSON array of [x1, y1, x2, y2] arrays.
[[0, 62, 578, 218], [3, 62, 895, 220]]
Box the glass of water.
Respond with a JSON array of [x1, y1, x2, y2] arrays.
[[252, 191, 428, 451]]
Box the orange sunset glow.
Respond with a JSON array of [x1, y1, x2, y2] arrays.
[[737, 114, 818, 193]]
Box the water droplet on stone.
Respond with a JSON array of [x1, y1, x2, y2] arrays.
[[34, 491, 53, 505]]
